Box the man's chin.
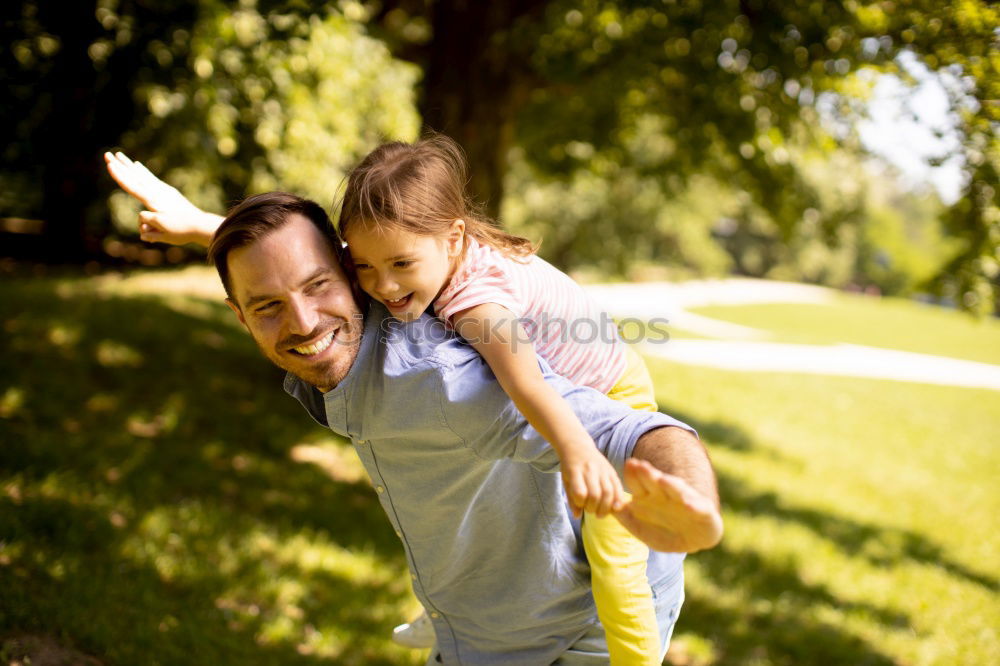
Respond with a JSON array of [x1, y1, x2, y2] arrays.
[[259, 336, 361, 392]]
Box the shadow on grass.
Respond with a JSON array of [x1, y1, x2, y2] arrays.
[[660, 406, 765, 455], [656, 407, 996, 664], [665, 407, 996, 591], [678, 545, 901, 666], [719, 474, 999, 594], [0, 276, 418, 665]]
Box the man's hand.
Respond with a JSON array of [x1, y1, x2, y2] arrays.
[[614, 458, 723, 553], [104, 151, 222, 247], [562, 446, 626, 519]]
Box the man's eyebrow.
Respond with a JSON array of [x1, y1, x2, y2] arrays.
[[243, 267, 334, 309]]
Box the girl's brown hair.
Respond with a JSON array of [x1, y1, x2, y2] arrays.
[[337, 133, 536, 258]]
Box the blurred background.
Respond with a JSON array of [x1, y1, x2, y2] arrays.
[[1, 1, 998, 664]]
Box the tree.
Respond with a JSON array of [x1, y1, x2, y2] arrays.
[[1, 0, 417, 260], [2, 0, 197, 259], [367, 0, 998, 310], [3, 0, 997, 311]]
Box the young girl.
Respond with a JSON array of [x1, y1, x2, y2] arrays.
[[338, 134, 664, 665]]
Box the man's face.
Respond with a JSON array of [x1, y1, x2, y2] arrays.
[[226, 214, 363, 391]]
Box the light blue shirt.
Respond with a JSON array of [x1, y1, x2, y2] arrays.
[[284, 305, 691, 665]]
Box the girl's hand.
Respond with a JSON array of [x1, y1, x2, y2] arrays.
[[562, 446, 627, 519], [103, 151, 221, 247]]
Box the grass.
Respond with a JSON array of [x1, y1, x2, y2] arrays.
[[687, 293, 1000, 365], [2, 267, 998, 665], [650, 363, 1000, 666], [1, 267, 424, 665]]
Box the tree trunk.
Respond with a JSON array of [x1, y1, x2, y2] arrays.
[[31, 1, 106, 260], [21, 0, 191, 261], [417, 1, 546, 221]]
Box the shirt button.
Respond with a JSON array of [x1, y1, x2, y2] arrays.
[[410, 572, 416, 580], [395, 530, 402, 537], [430, 612, 440, 619], [357, 440, 367, 446], [376, 485, 385, 493]]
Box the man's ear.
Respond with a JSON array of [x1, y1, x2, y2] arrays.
[[225, 298, 248, 329], [447, 219, 466, 257]]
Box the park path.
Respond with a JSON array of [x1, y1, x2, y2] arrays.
[[582, 278, 1000, 391]]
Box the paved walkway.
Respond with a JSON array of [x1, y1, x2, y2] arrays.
[[583, 278, 1000, 391]]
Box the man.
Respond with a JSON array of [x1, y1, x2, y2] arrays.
[[104, 154, 723, 664]]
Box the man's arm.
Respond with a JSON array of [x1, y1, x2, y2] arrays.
[[614, 426, 723, 553]]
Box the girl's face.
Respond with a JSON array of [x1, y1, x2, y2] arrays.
[[345, 221, 465, 321]]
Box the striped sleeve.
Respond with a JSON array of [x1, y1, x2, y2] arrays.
[[436, 271, 525, 324], [435, 239, 628, 393]]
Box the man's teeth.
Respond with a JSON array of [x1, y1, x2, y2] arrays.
[[292, 331, 335, 356]]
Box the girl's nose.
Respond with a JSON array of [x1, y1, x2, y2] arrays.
[[375, 272, 398, 296]]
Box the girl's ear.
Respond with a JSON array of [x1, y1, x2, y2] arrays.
[[447, 219, 466, 257]]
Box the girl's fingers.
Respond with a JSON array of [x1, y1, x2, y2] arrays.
[[602, 473, 620, 516], [569, 473, 587, 510]]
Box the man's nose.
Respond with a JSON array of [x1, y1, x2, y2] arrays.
[[285, 295, 319, 335]]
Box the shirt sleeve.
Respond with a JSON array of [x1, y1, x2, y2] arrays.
[[435, 265, 525, 325], [436, 352, 696, 479]]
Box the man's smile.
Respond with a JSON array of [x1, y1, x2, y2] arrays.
[[289, 329, 337, 356]]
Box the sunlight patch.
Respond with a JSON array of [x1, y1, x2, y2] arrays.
[[290, 442, 368, 483], [96, 339, 144, 367]]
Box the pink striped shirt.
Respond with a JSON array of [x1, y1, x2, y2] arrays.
[[434, 238, 627, 394]]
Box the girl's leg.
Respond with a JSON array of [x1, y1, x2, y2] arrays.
[[586, 343, 663, 664]]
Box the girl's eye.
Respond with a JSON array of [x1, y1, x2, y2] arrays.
[[354, 263, 371, 271], [309, 279, 328, 291], [394, 260, 413, 268]]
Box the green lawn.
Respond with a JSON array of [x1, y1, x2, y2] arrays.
[[1, 268, 424, 665], [2, 269, 997, 665], [687, 293, 1000, 365], [651, 362, 999, 666]]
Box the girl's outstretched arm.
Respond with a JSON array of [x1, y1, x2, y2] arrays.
[[452, 302, 626, 518], [103, 151, 223, 247]]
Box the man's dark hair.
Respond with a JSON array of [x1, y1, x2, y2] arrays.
[[209, 192, 343, 300]]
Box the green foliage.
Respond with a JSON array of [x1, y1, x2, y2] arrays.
[[503, 0, 1000, 310], [503, 149, 736, 280], [504, 129, 955, 296], [1, 0, 418, 254], [3, 0, 997, 310], [117, 2, 420, 224]]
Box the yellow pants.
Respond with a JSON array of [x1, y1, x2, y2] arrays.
[[582, 344, 661, 665]]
